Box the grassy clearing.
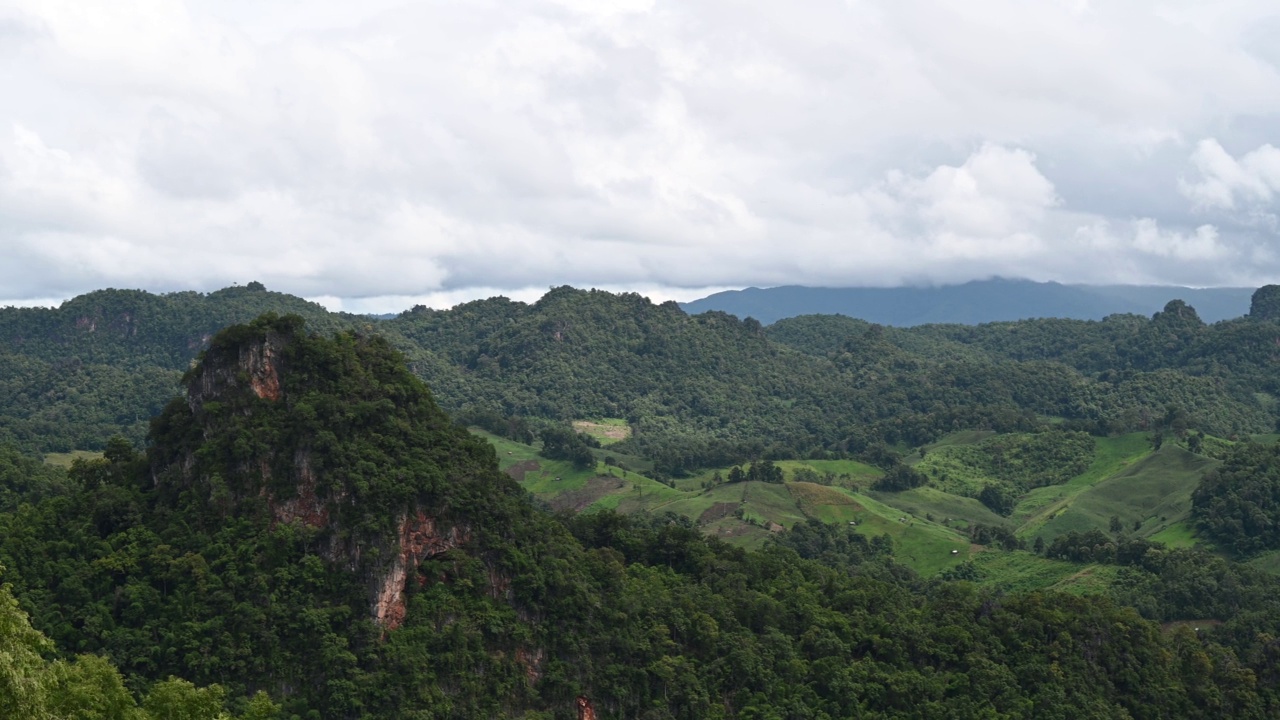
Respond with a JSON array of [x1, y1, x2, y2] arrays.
[[702, 517, 772, 549], [831, 490, 971, 576], [473, 429, 541, 471], [1149, 522, 1199, 549], [651, 482, 747, 522], [903, 430, 997, 465], [572, 418, 632, 445], [868, 486, 1009, 530], [474, 428, 676, 509], [739, 482, 809, 529], [1028, 445, 1218, 544], [796, 459, 883, 478], [592, 478, 686, 513], [1013, 433, 1152, 537], [1051, 565, 1122, 595], [788, 482, 858, 510], [43, 450, 102, 468], [969, 552, 1095, 592], [967, 552, 1120, 595], [678, 459, 882, 492], [1250, 433, 1280, 445]]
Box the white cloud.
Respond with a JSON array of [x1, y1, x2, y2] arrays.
[[1181, 138, 1280, 210], [4, 0, 1280, 308]]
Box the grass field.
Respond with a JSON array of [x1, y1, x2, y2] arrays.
[[1026, 445, 1218, 543], [969, 551, 1098, 592], [868, 486, 1009, 530], [473, 426, 1219, 583], [1012, 433, 1152, 537], [43, 450, 102, 468], [474, 428, 679, 510], [1148, 522, 1199, 548], [821, 489, 971, 575]]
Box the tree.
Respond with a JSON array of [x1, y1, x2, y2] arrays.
[[978, 485, 1016, 516], [0, 581, 54, 720], [142, 678, 228, 720], [539, 426, 595, 469]]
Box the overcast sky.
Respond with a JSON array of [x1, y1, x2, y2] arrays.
[[3, 0, 1280, 312]]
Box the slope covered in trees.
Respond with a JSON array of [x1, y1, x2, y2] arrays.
[[6, 315, 1280, 717], [0, 284, 362, 452], [3, 284, 1276, 473]]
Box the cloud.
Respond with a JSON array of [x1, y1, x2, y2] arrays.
[[4, 0, 1280, 309], [1181, 138, 1280, 211]]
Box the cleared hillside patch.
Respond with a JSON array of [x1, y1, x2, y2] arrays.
[[1013, 432, 1151, 536], [1028, 445, 1218, 544], [43, 450, 102, 468], [869, 486, 1010, 530], [573, 418, 632, 445]]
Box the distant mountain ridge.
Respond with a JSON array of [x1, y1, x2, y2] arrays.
[[679, 278, 1257, 325]]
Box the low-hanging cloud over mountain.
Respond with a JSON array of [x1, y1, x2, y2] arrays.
[[3, 0, 1280, 310]]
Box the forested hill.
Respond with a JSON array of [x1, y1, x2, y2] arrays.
[[2, 284, 1278, 472], [8, 314, 1280, 718], [681, 278, 1257, 325], [0, 284, 370, 451]]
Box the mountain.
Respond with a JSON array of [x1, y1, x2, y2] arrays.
[[9, 314, 1280, 718], [3, 284, 1277, 473], [680, 279, 1257, 325]]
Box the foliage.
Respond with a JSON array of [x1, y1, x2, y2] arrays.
[[1250, 285, 1280, 321], [6, 314, 1280, 717], [1192, 442, 1280, 555], [538, 425, 596, 469], [873, 464, 928, 492]]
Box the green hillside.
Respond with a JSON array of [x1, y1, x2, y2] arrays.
[[2, 295, 1280, 716], [1029, 445, 1218, 543]]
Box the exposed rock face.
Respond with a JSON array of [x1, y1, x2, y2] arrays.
[[372, 511, 470, 631], [516, 647, 546, 684], [268, 453, 330, 529], [576, 696, 597, 720], [188, 330, 285, 413]]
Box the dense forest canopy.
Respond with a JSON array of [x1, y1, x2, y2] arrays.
[[4, 284, 1276, 474]]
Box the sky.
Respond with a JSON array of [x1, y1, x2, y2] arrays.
[[3, 0, 1280, 313]]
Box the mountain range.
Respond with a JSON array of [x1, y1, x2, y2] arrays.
[[680, 278, 1258, 325]]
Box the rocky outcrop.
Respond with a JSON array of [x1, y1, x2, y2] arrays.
[[175, 316, 498, 635], [188, 330, 285, 413], [515, 647, 546, 684], [372, 511, 470, 631]]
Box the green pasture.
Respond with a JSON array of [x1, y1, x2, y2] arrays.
[[1012, 433, 1152, 536], [1027, 445, 1217, 543], [869, 486, 1009, 530], [43, 450, 103, 468]]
